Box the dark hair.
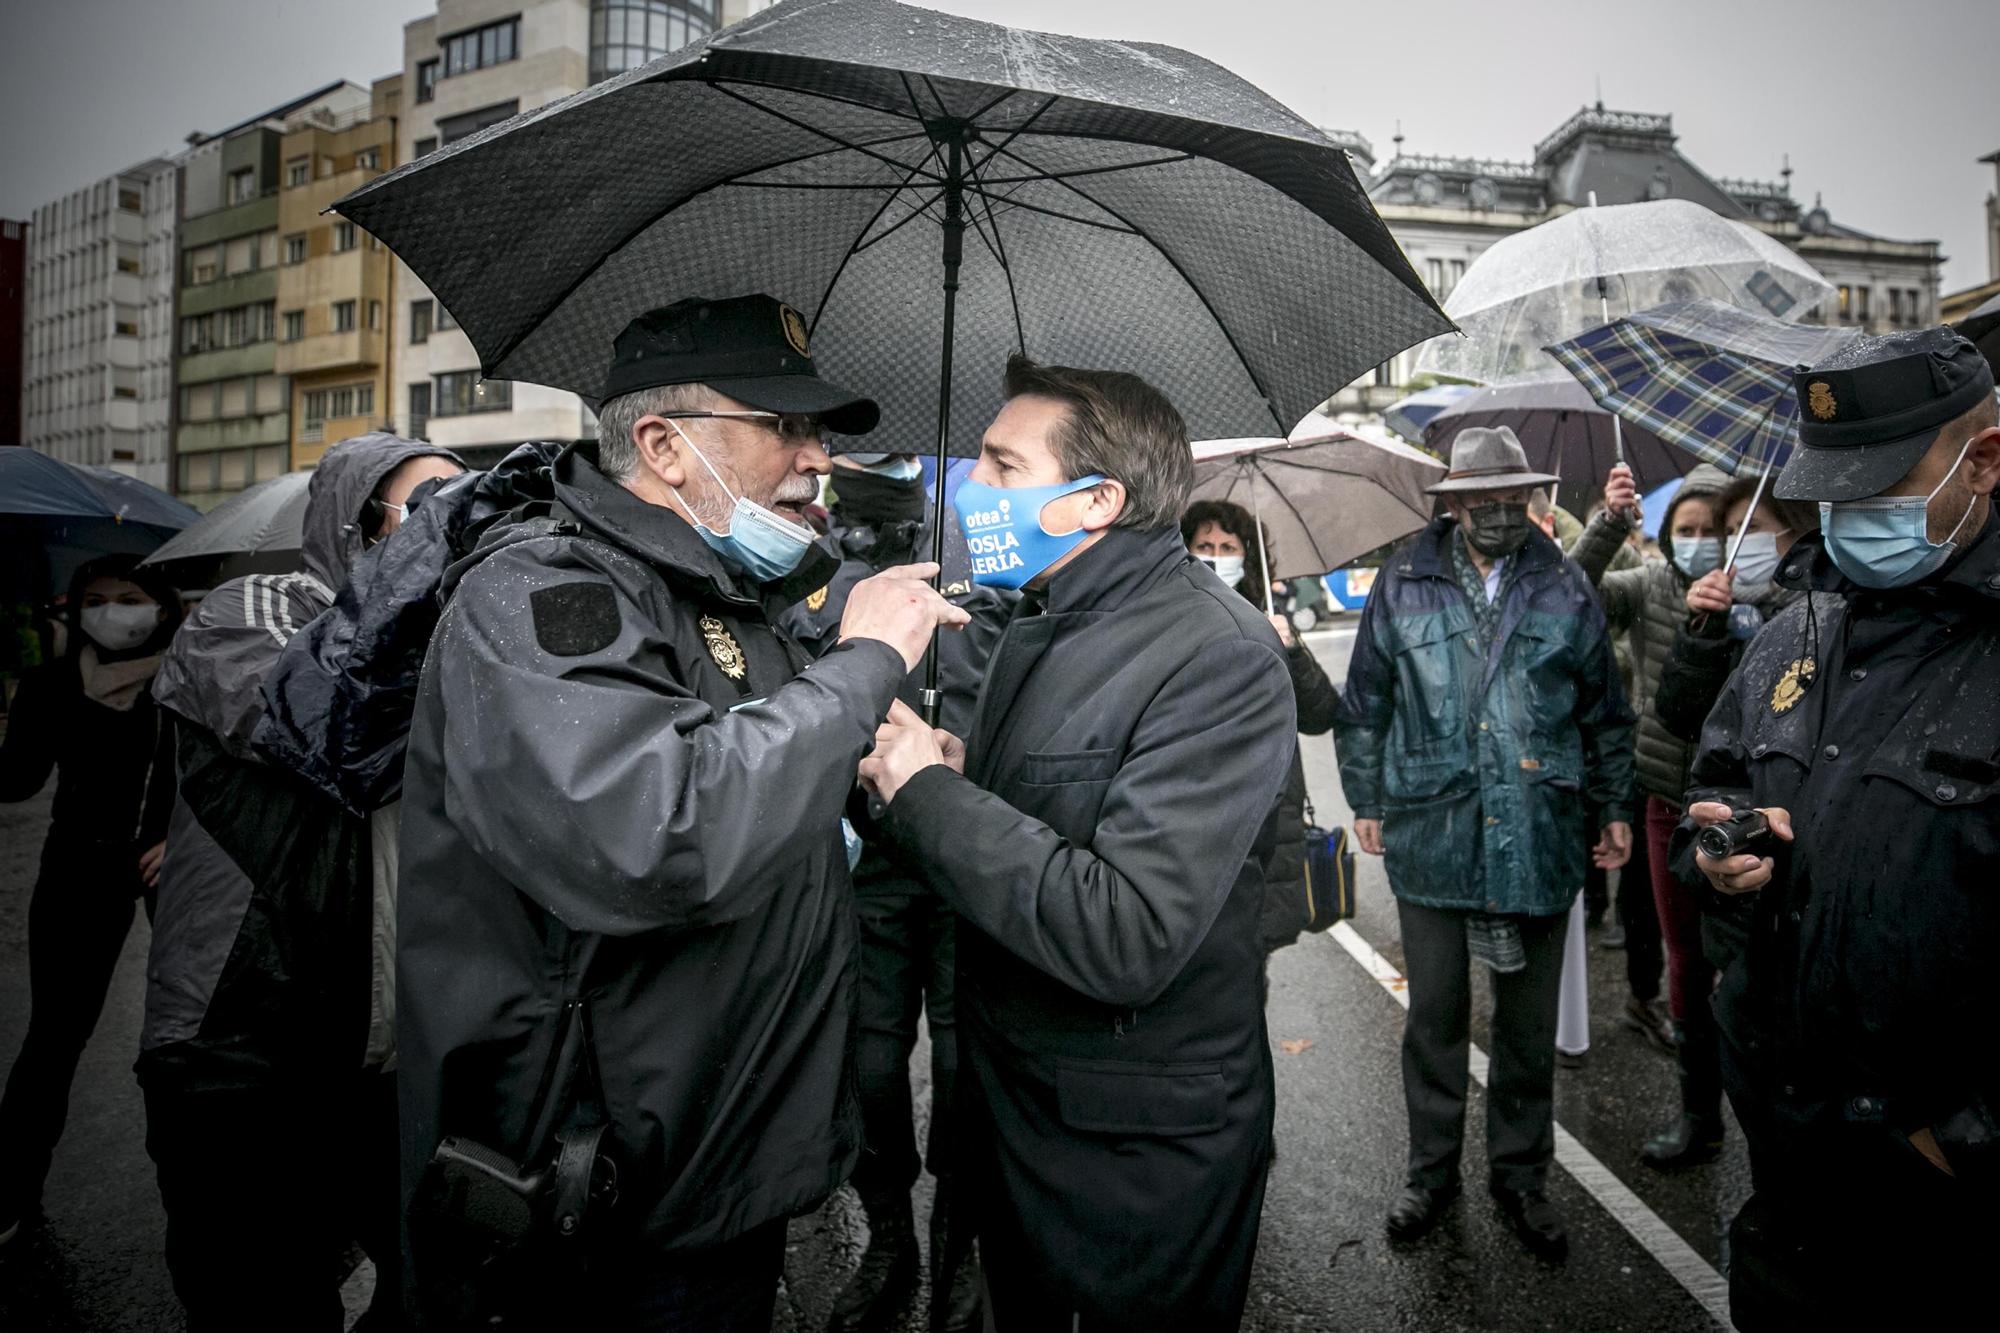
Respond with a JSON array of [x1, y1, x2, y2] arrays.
[[1004, 353, 1192, 530], [1179, 499, 1271, 599], [1712, 475, 1819, 540], [65, 554, 184, 661]]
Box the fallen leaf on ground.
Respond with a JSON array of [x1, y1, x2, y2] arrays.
[[1278, 1038, 1316, 1055]]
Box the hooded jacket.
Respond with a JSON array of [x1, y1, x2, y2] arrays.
[[142, 434, 461, 1089], [396, 444, 906, 1275], [1570, 463, 1731, 803]]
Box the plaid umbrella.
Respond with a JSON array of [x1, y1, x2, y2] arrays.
[[1545, 298, 1859, 478]]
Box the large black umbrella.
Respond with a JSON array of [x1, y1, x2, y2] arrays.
[[335, 0, 1449, 709], [1424, 375, 1697, 499], [139, 471, 312, 591]]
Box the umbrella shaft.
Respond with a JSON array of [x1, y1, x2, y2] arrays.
[[922, 134, 968, 727]]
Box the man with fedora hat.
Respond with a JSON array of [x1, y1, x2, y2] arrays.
[[1336, 424, 1635, 1259], [1684, 327, 2000, 1329], [395, 293, 968, 1327]]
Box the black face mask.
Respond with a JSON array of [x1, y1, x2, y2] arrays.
[[831, 466, 925, 525], [1462, 502, 1531, 558]]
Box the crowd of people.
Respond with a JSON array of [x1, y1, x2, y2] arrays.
[[0, 292, 1995, 1333]]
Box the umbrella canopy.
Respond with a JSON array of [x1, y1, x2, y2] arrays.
[[0, 447, 198, 600], [1189, 426, 1445, 590], [1545, 298, 1860, 477], [1424, 375, 1695, 494], [1382, 384, 1476, 441], [1952, 290, 2000, 375], [332, 0, 1449, 456], [139, 471, 311, 587], [1414, 199, 1835, 385], [1640, 477, 1682, 540]]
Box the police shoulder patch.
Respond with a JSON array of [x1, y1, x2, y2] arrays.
[[530, 581, 620, 656]]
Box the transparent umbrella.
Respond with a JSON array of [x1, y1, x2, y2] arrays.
[[1415, 199, 1835, 386]]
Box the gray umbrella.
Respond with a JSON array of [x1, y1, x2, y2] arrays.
[[139, 471, 311, 587], [1190, 425, 1445, 607], [1424, 374, 1696, 496]]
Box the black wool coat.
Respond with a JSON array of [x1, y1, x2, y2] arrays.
[[880, 525, 1296, 1331]]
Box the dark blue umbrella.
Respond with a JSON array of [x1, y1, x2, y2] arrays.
[[1382, 384, 1475, 441], [0, 447, 198, 599]]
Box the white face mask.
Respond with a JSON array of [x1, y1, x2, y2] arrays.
[[1196, 553, 1247, 585], [1731, 531, 1782, 588], [81, 602, 161, 652]]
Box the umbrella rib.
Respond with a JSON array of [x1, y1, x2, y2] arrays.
[[973, 153, 1197, 185], [706, 82, 947, 184], [721, 127, 935, 186], [806, 158, 937, 338], [984, 139, 1287, 434], [851, 185, 952, 254], [959, 135, 1026, 352]]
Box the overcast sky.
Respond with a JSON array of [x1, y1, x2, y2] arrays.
[[4, 0, 1994, 291]]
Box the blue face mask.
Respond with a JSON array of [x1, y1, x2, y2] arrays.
[[953, 474, 1107, 590], [1671, 535, 1722, 579], [1818, 438, 1977, 590], [845, 453, 923, 481], [669, 420, 817, 583], [1730, 531, 1782, 588]]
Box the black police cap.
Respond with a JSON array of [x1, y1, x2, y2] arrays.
[[601, 294, 880, 436], [1775, 327, 1995, 502]]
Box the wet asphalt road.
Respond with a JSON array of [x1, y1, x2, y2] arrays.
[[0, 622, 1746, 1330]]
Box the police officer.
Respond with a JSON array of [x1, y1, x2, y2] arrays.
[[1686, 327, 2000, 1330], [780, 454, 1009, 1333], [396, 295, 968, 1329]]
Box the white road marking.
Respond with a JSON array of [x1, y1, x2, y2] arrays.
[[1325, 921, 1736, 1331]]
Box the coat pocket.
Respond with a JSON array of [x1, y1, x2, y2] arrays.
[[1054, 1057, 1226, 1137], [1020, 748, 1119, 785]]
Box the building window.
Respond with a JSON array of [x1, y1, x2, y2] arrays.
[[435, 301, 458, 331], [303, 388, 329, 429], [438, 100, 521, 146], [179, 451, 220, 493], [284, 310, 305, 342], [441, 16, 521, 78], [284, 233, 308, 265], [287, 157, 311, 187], [410, 300, 433, 344], [1854, 286, 1871, 323], [228, 168, 258, 205], [333, 221, 358, 252], [414, 136, 438, 158], [333, 300, 357, 332], [410, 383, 431, 438], [368, 300, 382, 331], [182, 302, 276, 354], [1424, 257, 1446, 294], [1837, 285, 1852, 322], [355, 147, 381, 171], [435, 370, 511, 416], [416, 58, 438, 103], [116, 243, 142, 275], [590, 2, 719, 84], [118, 187, 143, 212]]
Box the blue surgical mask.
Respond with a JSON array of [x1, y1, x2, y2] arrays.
[[845, 453, 923, 481], [953, 474, 1107, 590], [1818, 438, 1977, 589], [1196, 553, 1247, 586], [1730, 531, 1782, 588], [669, 420, 817, 583], [1671, 535, 1723, 579]]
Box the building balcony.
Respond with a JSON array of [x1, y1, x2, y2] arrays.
[[112, 211, 145, 246], [178, 342, 278, 385], [180, 269, 278, 317], [177, 411, 290, 455], [181, 195, 280, 250], [274, 326, 387, 376]]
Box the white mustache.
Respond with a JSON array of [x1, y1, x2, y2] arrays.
[[770, 480, 820, 506]]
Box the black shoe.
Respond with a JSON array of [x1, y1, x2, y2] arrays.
[[1621, 996, 1676, 1055], [1491, 1186, 1569, 1260], [1556, 1048, 1587, 1070], [930, 1245, 982, 1333], [1385, 1182, 1459, 1242], [1598, 922, 1627, 949], [829, 1193, 921, 1333], [1640, 1113, 1724, 1170]]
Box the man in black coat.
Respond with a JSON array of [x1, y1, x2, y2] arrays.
[[780, 456, 1011, 1333], [862, 356, 1296, 1332], [395, 295, 967, 1329], [1686, 328, 2000, 1330]]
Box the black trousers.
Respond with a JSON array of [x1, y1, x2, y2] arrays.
[[1397, 898, 1566, 1194], [584, 1220, 786, 1332], [0, 839, 147, 1212], [144, 1070, 402, 1332], [850, 863, 958, 1204], [1614, 824, 1664, 1003]]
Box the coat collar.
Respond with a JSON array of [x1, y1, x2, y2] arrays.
[[551, 442, 837, 611], [1035, 525, 1191, 616]]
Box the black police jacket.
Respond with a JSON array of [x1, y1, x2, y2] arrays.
[[1686, 514, 2000, 1190], [879, 525, 1295, 1328], [396, 445, 906, 1279]]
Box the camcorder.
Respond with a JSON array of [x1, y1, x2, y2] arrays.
[[1696, 809, 1774, 861]]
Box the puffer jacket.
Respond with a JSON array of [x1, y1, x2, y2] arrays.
[[1570, 464, 1730, 803], [1335, 517, 1635, 917]]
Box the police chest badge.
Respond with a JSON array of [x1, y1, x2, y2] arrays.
[[700, 614, 747, 681], [805, 584, 829, 613], [1769, 657, 1816, 715]]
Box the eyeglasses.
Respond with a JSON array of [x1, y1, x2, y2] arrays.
[[662, 411, 829, 445]]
